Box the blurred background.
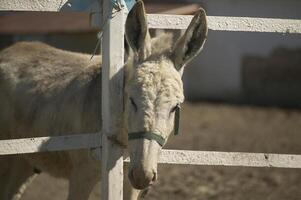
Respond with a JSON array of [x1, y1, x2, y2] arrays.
[[0, 0, 301, 199], [1, 0, 301, 107]]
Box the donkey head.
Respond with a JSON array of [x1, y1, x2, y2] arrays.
[[124, 1, 208, 189]]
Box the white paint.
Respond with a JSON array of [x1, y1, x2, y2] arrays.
[[92, 14, 301, 34], [101, 0, 126, 199], [147, 14, 301, 34], [1, 1, 300, 34], [2, 136, 301, 169], [157, 150, 301, 169], [0, 133, 101, 155], [126, 150, 301, 169], [0, 0, 68, 11]]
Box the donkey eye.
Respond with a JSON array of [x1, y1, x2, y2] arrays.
[[170, 104, 180, 113], [130, 97, 138, 112]]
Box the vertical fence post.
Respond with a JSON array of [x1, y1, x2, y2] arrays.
[[101, 0, 126, 199]]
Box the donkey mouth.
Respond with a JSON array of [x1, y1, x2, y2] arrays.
[[129, 168, 157, 189]]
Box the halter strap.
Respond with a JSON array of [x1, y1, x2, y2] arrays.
[[174, 105, 180, 135], [128, 106, 181, 146], [128, 132, 166, 146]]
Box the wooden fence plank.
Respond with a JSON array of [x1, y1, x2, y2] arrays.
[[1, 0, 300, 34], [147, 14, 301, 34], [124, 150, 301, 169], [92, 14, 301, 33], [1, 136, 301, 169], [0, 133, 101, 155], [101, 0, 126, 199], [91, 14, 301, 34], [158, 150, 301, 169], [0, 0, 68, 11]]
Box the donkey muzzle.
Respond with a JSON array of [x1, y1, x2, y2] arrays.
[[128, 166, 157, 189]]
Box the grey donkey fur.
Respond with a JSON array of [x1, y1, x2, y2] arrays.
[[0, 1, 207, 199]]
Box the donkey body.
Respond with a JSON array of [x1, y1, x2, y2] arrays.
[[0, 41, 105, 200], [0, 1, 207, 199]]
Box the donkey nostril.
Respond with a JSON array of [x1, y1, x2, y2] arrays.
[[152, 172, 157, 182], [128, 168, 157, 189], [129, 169, 134, 182]]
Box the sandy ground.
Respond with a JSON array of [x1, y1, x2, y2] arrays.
[[21, 102, 301, 200]]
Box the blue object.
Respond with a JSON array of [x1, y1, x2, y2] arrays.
[[124, 0, 135, 11]]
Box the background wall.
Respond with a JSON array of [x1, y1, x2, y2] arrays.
[[1, 0, 301, 107], [183, 0, 301, 106]]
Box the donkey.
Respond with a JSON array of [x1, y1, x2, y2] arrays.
[[0, 1, 207, 199]]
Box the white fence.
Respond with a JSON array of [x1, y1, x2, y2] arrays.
[[2, 136, 301, 169], [0, 0, 301, 200]]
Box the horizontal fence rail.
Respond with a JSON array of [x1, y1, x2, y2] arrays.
[[0, 133, 101, 155], [1, 4, 301, 34], [148, 14, 301, 34], [88, 13, 301, 34], [0, 0, 68, 11], [1, 135, 301, 169], [155, 150, 301, 169]]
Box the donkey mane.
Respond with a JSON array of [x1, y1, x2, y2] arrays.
[[126, 32, 174, 70], [150, 32, 174, 56]]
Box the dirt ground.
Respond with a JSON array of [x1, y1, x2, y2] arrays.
[[21, 102, 301, 200]]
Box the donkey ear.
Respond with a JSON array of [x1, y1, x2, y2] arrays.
[[125, 0, 151, 61], [172, 8, 208, 70]]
